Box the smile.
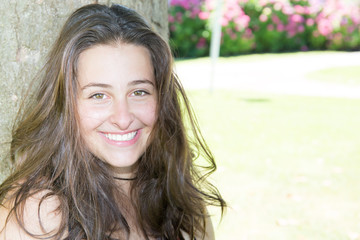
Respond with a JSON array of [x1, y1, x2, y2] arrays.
[[104, 131, 138, 142]]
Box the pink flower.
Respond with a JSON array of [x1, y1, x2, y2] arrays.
[[244, 28, 253, 38], [287, 30, 296, 37], [190, 8, 201, 18], [224, 10, 235, 20], [286, 21, 296, 32], [282, 6, 294, 15], [221, 18, 229, 26], [272, 15, 281, 24], [303, 6, 311, 15], [259, 14, 268, 22], [243, 14, 251, 23], [285, 21, 297, 36], [306, 18, 315, 26], [196, 37, 207, 48], [315, 12, 325, 23], [199, 11, 210, 20], [180, 1, 190, 10], [294, 5, 304, 14], [351, 15, 360, 25], [297, 25, 305, 33], [170, 0, 181, 7], [176, 12, 183, 22], [347, 26, 355, 33], [235, 15, 250, 29], [290, 14, 305, 23], [318, 18, 333, 36], [168, 15, 175, 23], [277, 23, 285, 32]]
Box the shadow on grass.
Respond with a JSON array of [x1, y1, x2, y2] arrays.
[[240, 98, 271, 103]]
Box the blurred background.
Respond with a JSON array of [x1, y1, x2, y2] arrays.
[[168, 0, 360, 239]]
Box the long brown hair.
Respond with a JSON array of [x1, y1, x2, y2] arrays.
[[0, 4, 225, 240]]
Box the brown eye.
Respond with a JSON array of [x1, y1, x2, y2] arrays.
[[133, 90, 147, 96], [91, 93, 106, 99]]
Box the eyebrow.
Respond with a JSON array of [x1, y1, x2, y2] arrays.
[[81, 83, 112, 91], [81, 79, 154, 91], [128, 79, 155, 87]]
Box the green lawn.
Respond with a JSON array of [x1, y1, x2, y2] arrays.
[[187, 89, 360, 239], [306, 65, 360, 86]]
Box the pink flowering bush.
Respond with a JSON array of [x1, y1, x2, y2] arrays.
[[245, 0, 314, 52], [169, 0, 255, 57], [169, 0, 210, 57], [310, 0, 360, 50], [169, 0, 360, 58], [208, 0, 254, 55]]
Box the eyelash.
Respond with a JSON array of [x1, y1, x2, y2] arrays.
[[90, 93, 107, 99], [89, 90, 149, 100], [132, 90, 149, 96]]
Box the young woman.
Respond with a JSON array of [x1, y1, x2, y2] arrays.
[[0, 4, 225, 240]]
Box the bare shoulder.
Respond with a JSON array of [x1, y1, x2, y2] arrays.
[[0, 190, 65, 240]]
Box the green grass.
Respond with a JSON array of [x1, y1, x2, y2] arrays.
[[187, 90, 360, 240], [306, 65, 360, 86]]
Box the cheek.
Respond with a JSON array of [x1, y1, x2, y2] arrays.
[[77, 103, 107, 132], [132, 99, 158, 127], [144, 101, 158, 127]]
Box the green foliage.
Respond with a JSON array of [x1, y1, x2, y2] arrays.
[[220, 22, 254, 55], [169, 5, 210, 58]]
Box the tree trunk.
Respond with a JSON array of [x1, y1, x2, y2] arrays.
[[0, 0, 168, 181]]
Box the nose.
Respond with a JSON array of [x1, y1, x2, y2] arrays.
[[110, 98, 135, 130]]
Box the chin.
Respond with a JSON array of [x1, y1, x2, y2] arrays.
[[101, 154, 141, 172]]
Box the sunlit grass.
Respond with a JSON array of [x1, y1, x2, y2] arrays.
[[306, 65, 360, 86], [178, 51, 360, 239], [187, 90, 360, 240]]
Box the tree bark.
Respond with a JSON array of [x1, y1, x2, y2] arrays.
[[0, 0, 168, 181]]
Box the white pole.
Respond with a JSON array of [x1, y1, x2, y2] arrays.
[[209, 0, 223, 93]]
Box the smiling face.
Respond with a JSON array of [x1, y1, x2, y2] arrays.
[[76, 43, 157, 177]]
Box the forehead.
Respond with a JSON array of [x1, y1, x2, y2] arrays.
[[77, 43, 155, 86]]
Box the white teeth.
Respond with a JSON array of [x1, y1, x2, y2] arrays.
[[105, 131, 137, 141]]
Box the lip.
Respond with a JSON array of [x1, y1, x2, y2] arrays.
[[99, 129, 141, 147]]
